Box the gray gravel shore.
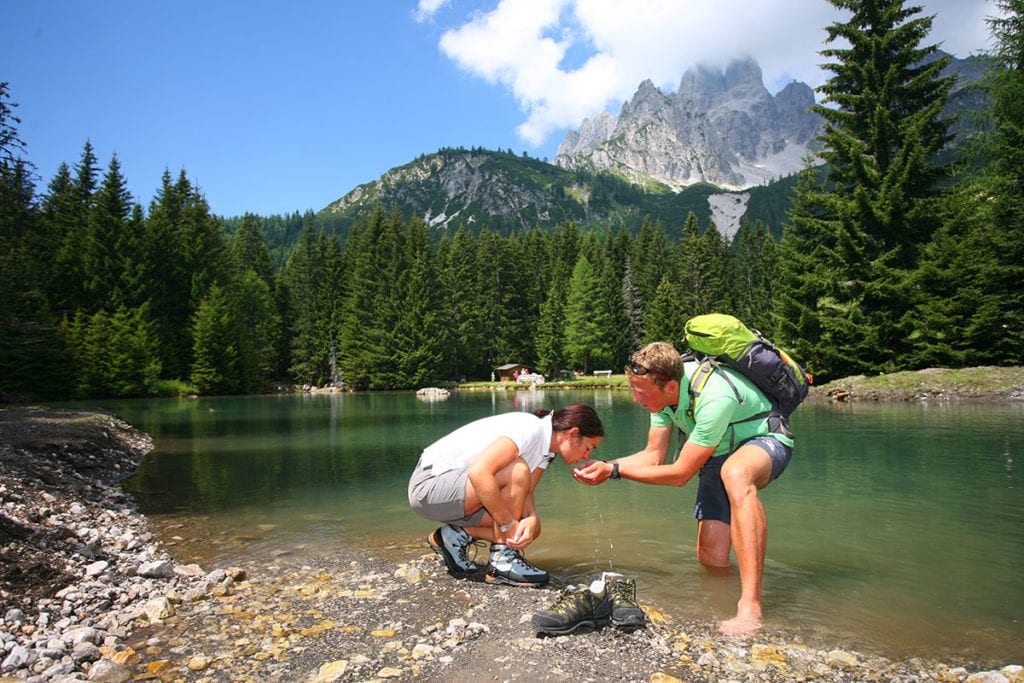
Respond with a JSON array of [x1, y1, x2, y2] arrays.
[[1, 407, 1021, 682]]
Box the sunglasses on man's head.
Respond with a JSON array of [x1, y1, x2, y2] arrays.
[[625, 359, 669, 379]]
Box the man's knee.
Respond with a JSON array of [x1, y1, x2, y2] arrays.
[[698, 544, 731, 568], [697, 520, 732, 567], [720, 449, 771, 496]]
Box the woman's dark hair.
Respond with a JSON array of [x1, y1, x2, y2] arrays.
[[533, 404, 604, 437]]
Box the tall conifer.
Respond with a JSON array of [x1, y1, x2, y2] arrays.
[[780, 0, 954, 379]]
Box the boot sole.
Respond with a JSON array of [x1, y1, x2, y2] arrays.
[[533, 616, 610, 636], [611, 616, 646, 630], [484, 573, 549, 588]]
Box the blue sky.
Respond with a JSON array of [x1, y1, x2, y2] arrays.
[[2, 0, 999, 218]]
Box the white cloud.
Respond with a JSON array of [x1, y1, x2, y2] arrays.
[[414, 0, 452, 23], [433, 0, 998, 146]]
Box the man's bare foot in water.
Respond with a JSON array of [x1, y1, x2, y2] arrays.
[[718, 602, 763, 635]]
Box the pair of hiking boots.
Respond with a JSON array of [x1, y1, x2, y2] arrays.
[[531, 572, 646, 636], [428, 523, 549, 586]]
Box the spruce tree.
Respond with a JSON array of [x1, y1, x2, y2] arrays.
[[435, 227, 486, 381], [732, 220, 779, 336], [535, 278, 568, 377], [283, 218, 328, 385], [0, 84, 67, 398], [232, 269, 282, 392], [621, 256, 646, 352], [393, 217, 444, 387], [142, 170, 191, 380], [229, 214, 276, 286], [52, 142, 100, 312], [780, 0, 954, 379], [337, 208, 405, 389], [644, 274, 686, 346], [85, 155, 134, 308], [39, 162, 76, 312], [191, 285, 239, 394], [564, 255, 612, 373], [475, 229, 521, 370], [980, 0, 1024, 361]]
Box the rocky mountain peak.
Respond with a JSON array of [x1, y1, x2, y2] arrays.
[[556, 57, 822, 191]]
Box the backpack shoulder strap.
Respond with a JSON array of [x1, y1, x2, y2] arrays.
[[686, 357, 743, 419]]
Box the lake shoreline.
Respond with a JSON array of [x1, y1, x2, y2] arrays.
[[1, 399, 1022, 681]]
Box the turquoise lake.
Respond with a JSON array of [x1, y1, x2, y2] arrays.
[[83, 389, 1023, 666]]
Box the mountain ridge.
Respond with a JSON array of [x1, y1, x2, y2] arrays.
[[555, 57, 822, 191], [319, 53, 988, 241]]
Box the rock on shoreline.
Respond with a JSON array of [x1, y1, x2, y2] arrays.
[[1, 407, 1021, 682]]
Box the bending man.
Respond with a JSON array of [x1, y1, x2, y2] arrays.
[[573, 342, 794, 634]]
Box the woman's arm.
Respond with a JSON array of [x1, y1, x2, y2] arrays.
[[466, 436, 520, 524], [506, 468, 545, 549]]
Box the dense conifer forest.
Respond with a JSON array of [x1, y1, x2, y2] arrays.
[[1, 0, 1021, 400]]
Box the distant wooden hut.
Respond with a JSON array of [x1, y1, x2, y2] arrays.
[[496, 363, 530, 382]]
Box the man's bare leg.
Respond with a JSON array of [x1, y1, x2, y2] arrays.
[[717, 445, 772, 635]]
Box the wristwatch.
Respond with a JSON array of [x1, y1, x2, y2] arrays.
[[499, 519, 516, 533], [610, 462, 621, 480]]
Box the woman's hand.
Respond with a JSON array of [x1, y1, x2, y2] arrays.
[[505, 517, 538, 550], [571, 459, 611, 486]]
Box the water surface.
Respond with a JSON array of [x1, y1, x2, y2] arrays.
[[89, 390, 1023, 665]]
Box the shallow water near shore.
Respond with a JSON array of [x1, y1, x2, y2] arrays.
[[77, 390, 1024, 666]]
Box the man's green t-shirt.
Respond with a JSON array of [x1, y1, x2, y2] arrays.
[[650, 359, 794, 457]]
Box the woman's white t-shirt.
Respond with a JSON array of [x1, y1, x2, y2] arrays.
[[419, 412, 555, 475]]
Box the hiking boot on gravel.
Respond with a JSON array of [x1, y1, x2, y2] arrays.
[[428, 524, 478, 577], [484, 543, 549, 587], [531, 581, 613, 636], [605, 574, 646, 629]]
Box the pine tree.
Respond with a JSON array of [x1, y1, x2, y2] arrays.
[[979, 0, 1024, 362], [0, 84, 68, 398], [232, 270, 282, 392], [38, 163, 76, 312], [142, 170, 191, 380], [106, 305, 161, 396], [631, 219, 674, 304], [51, 142, 100, 312], [62, 305, 159, 398], [535, 278, 567, 377], [475, 229, 521, 369], [435, 227, 486, 381], [645, 274, 686, 345], [676, 212, 703, 319], [191, 285, 239, 394], [283, 218, 329, 385], [225, 214, 283, 389], [564, 255, 612, 373], [337, 208, 406, 389], [85, 155, 134, 308], [678, 218, 731, 318], [732, 220, 779, 336], [621, 256, 646, 352], [393, 217, 444, 387], [229, 214, 276, 286], [142, 170, 228, 381], [780, 0, 954, 379]]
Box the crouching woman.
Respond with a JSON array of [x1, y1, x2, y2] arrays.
[[408, 404, 604, 586]]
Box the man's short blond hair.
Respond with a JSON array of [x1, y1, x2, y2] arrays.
[[626, 342, 682, 386]]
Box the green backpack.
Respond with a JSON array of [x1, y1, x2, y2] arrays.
[[683, 313, 812, 421]]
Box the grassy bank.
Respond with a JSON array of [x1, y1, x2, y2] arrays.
[[458, 366, 1024, 402], [811, 366, 1024, 401]]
